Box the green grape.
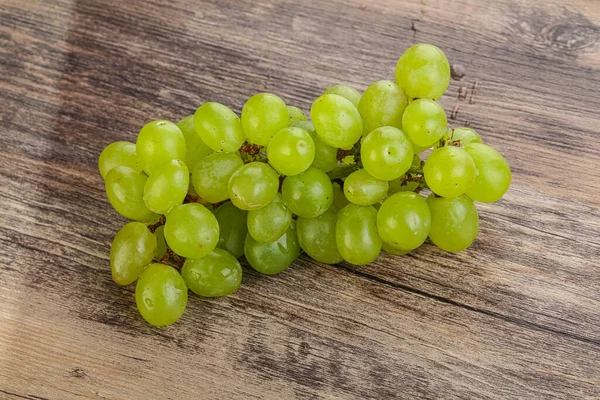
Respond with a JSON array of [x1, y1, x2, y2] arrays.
[[181, 248, 242, 297], [296, 207, 343, 264], [427, 194, 478, 252], [136, 120, 187, 175], [438, 127, 483, 148], [267, 127, 315, 176], [336, 204, 381, 265], [282, 167, 333, 218], [323, 84, 362, 108], [177, 115, 213, 170], [110, 222, 156, 286], [228, 162, 279, 210], [143, 159, 189, 214], [413, 143, 431, 153], [105, 166, 158, 222], [213, 201, 248, 258], [402, 99, 448, 148], [287, 106, 308, 124], [247, 193, 292, 243], [381, 242, 411, 255], [377, 192, 431, 251], [154, 225, 167, 259], [361, 126, 413, 181], [358, 80, 408, 135], [135, 263, 188, 327], [424, 146, 477, 197], [291, 121, 338, 172], [463, 143, 512, 203], [332, 181, 350, 209], [98, 141, 141, 179], [194, 102, 245, 152], [244, 221, 301, 275], [395, 43, 450, 100], [388, 177, 419, 194], [241, 93, 289, 146], [310, 94, 363, 149], [343, 169, 388, 206], [192, 152, 244, 203], [164, 203, 219, 258]]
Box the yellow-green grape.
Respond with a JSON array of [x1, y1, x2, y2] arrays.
[[228, 162, 279, 210], [464, 143, 512, 203], [282, 167, 333, 218], [110, 222, 157, 286], [143, 159, 189, 215], [291, 121, 338, 173], [358, 80, 408, 135], [413, 143, 431, 153], [323, 84, 362, 108], [438, 127, 483, 148], [310, 94, 363, 150], [381, 242, 411, 255], [402, 99, 448, 148], [247, 193, 292, 243], [287, 106, 308, 125], [296, 207, 343, 264], [361, 126, 414, 181], [105, 166, 159, 222], [241, 93, 289, 146], [427, 194, 478, 252], [154, 225, 167, 259], [177, 115, 213, 170], [395, 43, 450, 100], [336, 204, 381, 265], [136, 120, 187, 175], [192, 152, 244, 204], [194, 102, 245, 152], [164, 203, 219, 258], [343, 169, 388, 206], [181, 248, 242, 297], [135, 263, 188, 327], [332, 181, 350, 209], [267, 127, 315, 176], [388, 177, 419, 194], [424, 146, 477, 198], [244, 221, 301, 275], [213, 201, 248, 258], [98, 141, 141, 179], [377, 192, 431, 251]]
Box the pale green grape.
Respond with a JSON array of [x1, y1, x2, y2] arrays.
[[244, 221, 301, 275], [154, 225, 167, 259], [110, 222, 156, 286], [424, 146, 477, 197], [464, 143, 512, 202], [402, 99, 447, 148], [358, 80, 408, 135], [361, 126, 414, 181], [413, 143, 431, 153], [177, 115, 213, 170], [282, 167, 333, 218], [241, 93, 288, 146], [395, 43, 450, 100], [181, 248, 242, 297], [247, 193, 292, 243], [192, 152, 244, 203], [377, 192, 430, 251], [228, 162, 279, 210], [194, 102, 245, 152], [427, 194, 478, 252], [105, 166, 158, 222], [291, 121, 338, 173], [267, 127, 315, 176], [343, 169, 388, 206], [336, 204, 381, 265], [388, 178, 419, 194], [143, 159, 189, 214], [164, 203, 219, 258], [213, 201, 248, 258], [323, 84, 362, 108], [98, 141, 141, 179], [287, 106, 307, 124], [296, 207, 343, 264], [381, 242, 411, 255], [310, 94, 363, 149], [135, 263, 188, 327], [332, 181, 350, 209], [136, 120, 187, 175], [438, 127, 483, 147]]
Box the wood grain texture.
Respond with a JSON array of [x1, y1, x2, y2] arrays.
[[1, 0, 600, 399]]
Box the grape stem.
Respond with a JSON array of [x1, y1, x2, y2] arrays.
[[156, 248, 185, 269], [147, 215, 166, 233]]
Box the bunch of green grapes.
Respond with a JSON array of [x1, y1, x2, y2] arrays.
[[98, 43, 511, 327]]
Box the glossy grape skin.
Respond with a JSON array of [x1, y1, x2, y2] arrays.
[[402, 99, 448, 148], [424, 146, 477, 198], [247, 193, 292, 243], [192, 152, 244, 204], [381, 242, 411, 255], [427, 194, 479, 252], [332, 182, 350, 209], [241, 93, 289, 146], [98, 141, 141, 179], [143, 159, 189, 215], [136, 120, 187, 175], [287, 106, 307, 124], [181, 248, 242, 297], [358, 80, 408, 135], [154, 225, 167, 259], [244, 221, 301, 275], [164, 203, 219, 258], [439, 127, 483, 147], [361, 126, 414, 181], [105, 166, 158, 222], [323, 84, 362, 108], [282, 167, 333, 218], [336, 204, 382, 265], [310, 94, 363, 150], [177, 115, 213, 170], [395, 43, 450, 100], [228, 162, 279, 211], [110, 222, 156, 286], [213, 201, 248, 258], [464, 143, 512, 203], [267, 127, 315, 176], [193, 102, 245, 152], [291, 121, 338, 173], [343, 169, 389, 206], [135, 264, 188, 327], [297, 207, 343, 264], [377, 192, 431, 251]]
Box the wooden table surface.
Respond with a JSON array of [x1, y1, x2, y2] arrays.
[[2, 0, 600, 398]]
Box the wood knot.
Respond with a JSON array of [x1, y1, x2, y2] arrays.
[[539, 22, 599, 51]]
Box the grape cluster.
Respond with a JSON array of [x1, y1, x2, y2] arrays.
[[99, 44, 511, 326]]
